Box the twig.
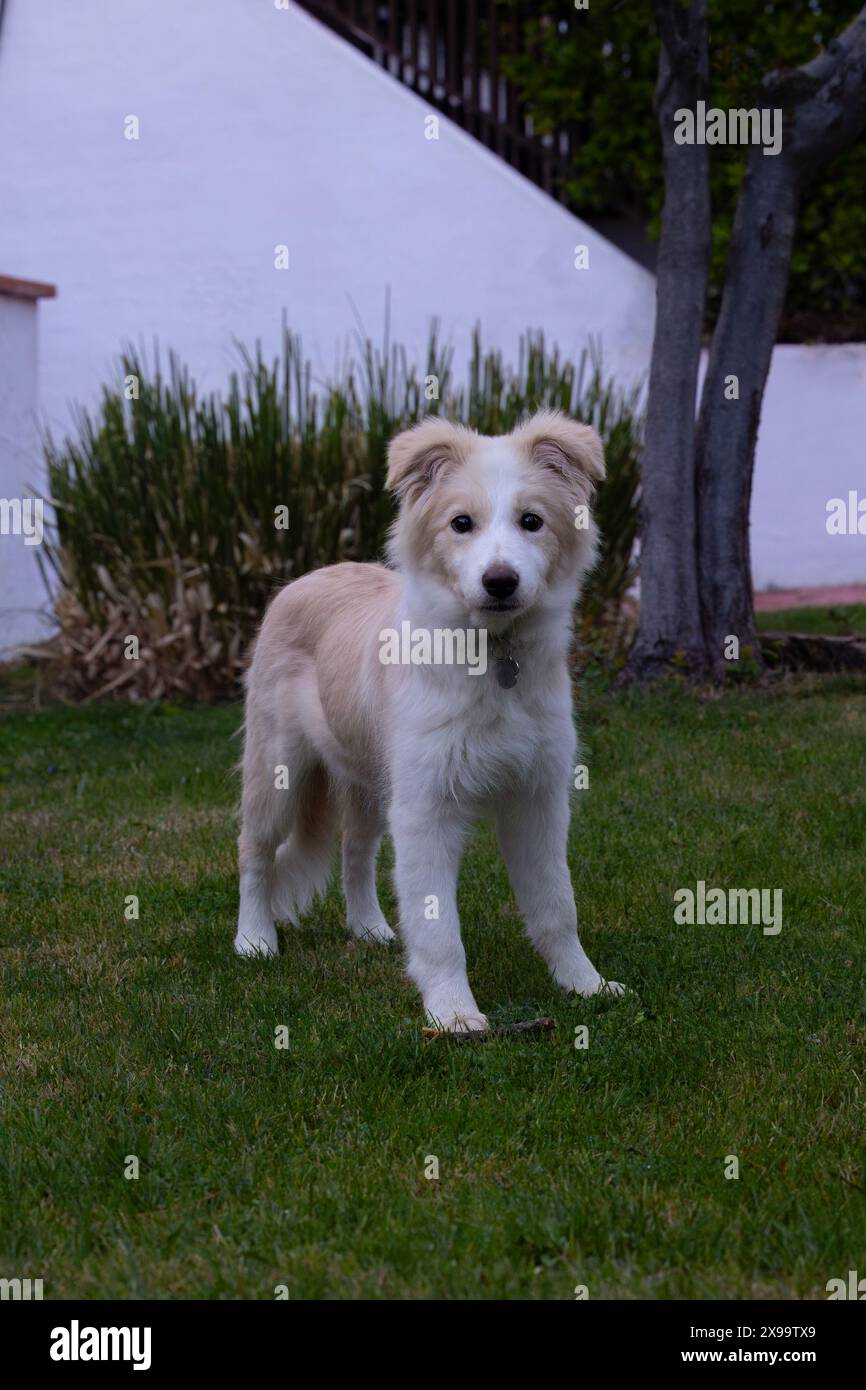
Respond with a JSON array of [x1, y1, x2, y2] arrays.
[[422, 1017, 556, 1043]]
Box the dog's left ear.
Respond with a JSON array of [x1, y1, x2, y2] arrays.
[[515, 409, 605, 500]]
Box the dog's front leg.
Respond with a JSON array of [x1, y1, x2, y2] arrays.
[[496, 775, 624, 997], [390, 794, 487, 1033]]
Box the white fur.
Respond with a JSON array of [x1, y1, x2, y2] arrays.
[[235, 411, 624, 1031]]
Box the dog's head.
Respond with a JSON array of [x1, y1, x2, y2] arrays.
[[385, 410, 604, 625]]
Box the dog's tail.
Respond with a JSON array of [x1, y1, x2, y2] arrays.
[[270, 764, 337, 924]]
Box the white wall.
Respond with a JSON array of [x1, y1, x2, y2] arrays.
[[749, 345, 866, 590], [0, 295, 48, 653], [0, 0, 654, 440]]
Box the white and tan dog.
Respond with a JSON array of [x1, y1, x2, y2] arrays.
[[235, 410, 624, 1031]]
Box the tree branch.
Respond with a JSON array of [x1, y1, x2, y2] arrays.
[[764, 7, 866, 99], [763, 6, 866, 178], [654, 0, 708, 92]]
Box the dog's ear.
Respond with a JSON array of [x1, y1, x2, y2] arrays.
[[515, 409, 605, 499], [386, 417, 470, 502]]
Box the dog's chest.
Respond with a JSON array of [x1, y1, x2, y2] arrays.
[[395, 661, 566, 798]]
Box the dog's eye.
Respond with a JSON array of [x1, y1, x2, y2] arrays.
[[520, 512, 544, 532], [450, 515, 473, 534]]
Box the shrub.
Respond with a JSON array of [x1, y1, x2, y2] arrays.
[[40, 322, 643, 701]]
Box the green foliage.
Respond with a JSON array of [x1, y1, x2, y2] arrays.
[[41, 323, 643, 700], [498, 0, 866, 338]]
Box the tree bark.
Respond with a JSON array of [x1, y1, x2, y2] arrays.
[[623, 0, 711, 681], [695, 8, 866, 675], [694, 152, 799, 674]]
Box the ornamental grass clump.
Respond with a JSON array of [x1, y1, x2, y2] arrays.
[[40, 323, 642, 701]]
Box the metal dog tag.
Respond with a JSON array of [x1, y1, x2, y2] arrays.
[[496, 655, 520, 689]]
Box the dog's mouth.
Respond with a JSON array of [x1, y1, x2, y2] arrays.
[[478, 600, 521, 613]]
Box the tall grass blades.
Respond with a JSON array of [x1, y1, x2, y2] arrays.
[[40, 324, 643, 701]]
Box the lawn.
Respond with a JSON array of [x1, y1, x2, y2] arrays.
[[755, 603, 866, 635], [1, 676, 864, 1300]]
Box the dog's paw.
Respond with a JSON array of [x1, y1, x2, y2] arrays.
[[347, 915, 395, 944], [557, 969, 627, 998], [234, 926, 279, 958], [430, 1011, 490, 1035], [574, 976, 627, 998]]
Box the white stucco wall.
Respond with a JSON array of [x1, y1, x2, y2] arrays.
[[0, 0, 654, 439], [0, 295, 48, 654], [748, 345, 866, 589]]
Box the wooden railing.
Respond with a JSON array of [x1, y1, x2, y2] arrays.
[[294, 1, 574, 197]]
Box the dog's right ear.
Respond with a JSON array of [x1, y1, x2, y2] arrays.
[[386, 417, 469, 502]]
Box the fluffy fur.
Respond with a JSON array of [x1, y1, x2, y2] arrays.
[[235, 410, 624, 1030]]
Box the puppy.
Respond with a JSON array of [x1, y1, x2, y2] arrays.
[[235, 409, 624, 1031]]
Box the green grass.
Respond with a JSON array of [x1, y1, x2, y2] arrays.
[[1, 679, 864, 1300], [756, 603, 866, 635]]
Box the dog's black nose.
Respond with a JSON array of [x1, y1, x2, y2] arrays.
[[482, 563, 519, 599]]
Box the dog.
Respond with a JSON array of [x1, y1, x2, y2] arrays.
[[235, 409, 624, 1031]]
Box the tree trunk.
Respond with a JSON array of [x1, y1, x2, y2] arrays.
[[623, 0, 711, 681], [694, 9, 866, 677], [694, 151, 799, 675]]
